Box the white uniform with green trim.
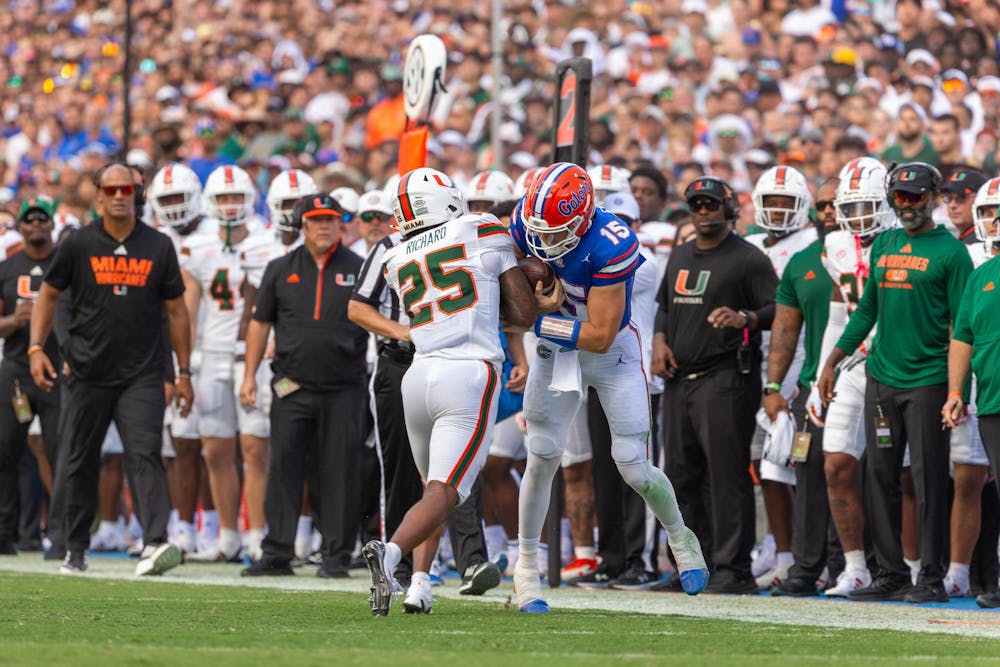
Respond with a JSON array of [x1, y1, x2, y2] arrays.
[[382, 213, 514, 502]]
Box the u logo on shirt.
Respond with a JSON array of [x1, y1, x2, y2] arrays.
[[675, 269, 711, 296]]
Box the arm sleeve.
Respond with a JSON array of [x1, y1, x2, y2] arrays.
[[819, 300, 849, 369], [946, 246, 973, 326], [952, 278, 976, 345], [835, 238, 881, 353], [351, 240, 390, 306], [159, 241, 185, 300], [43, 231, 75, 291], [478, 229, 518, 276], [747, 251, 778, 330], [252, 261, 279, 323]]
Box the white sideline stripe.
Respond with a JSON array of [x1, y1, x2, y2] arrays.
[[2, 556, 999, 638]]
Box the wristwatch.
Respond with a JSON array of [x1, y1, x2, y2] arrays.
[[738, 309, 753, 328]]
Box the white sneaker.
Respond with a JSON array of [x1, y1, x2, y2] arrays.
[[755, 561, 792, 591], [135, 543, 183, 576], [513, 560, 549, 613], [89, 524, 126, 551], [815, 566, 830, 591], [751, 538, 776, 578], [403, 578, 434, 614], [824, 567, 872, 597], [943, 573, 970, 597], [172, 529, 197, 555]]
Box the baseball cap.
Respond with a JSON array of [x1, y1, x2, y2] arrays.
[[357, 189, 393, 217], [941, 167, 987, 197], [17, 197, 55, 222], [905, 49, 937, 70], [684, 177, 727, 203], [977, 75, 1000, 96], [602, 191, 640, 223], [888, 163, 940, 194], [294, 194, 346, 223]]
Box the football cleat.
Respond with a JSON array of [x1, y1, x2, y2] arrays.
[[362, 541, 402, 617], [403, 577, 434, 615], [513, 560, 549, 613], [668, 526, 710, 595], [561, 557, 599, 582]]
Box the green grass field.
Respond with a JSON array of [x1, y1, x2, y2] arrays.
[[2, 570, 1000, 666]]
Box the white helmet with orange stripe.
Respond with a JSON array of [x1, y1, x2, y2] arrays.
[[587, 165, 631, 204], [466, 170, 515, 210], [203, 164, 256, 227], [150, 162, 202, 229], [973, 177, 1000, 250], [266, 169, 318, 232], [752, 165, 811, 234], [391, 167, 467, 238], [514, 167, 545, 198], [834, 159, 892, 241]]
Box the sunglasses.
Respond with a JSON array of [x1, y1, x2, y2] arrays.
[[942, 79, 966, 93], [101, 184, 135, 196], [23, 213, 52, 224], [892, 190, 927, 206], [815, 199, 835, 211], [360, 211, 392, 223], [688, 197, 722, 212]]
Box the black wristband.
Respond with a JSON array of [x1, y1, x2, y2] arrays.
[[177, 367, 192, 377]]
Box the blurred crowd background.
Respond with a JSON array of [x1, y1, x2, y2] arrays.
[[1, 0, 998, 226]]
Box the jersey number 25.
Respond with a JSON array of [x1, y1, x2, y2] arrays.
[[398, 244, 479, 327]]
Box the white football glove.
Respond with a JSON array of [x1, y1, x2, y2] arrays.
[[806, 384, 825, 427]]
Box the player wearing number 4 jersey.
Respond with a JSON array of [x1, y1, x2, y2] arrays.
[[180, 165, 273, 562], [509, 163, 709, 613], [361, 168, 540, 616]]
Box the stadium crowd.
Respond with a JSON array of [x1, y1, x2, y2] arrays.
[[2, 0, 1000, 610]]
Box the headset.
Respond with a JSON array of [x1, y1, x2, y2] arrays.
[[884, 161, 942, 192], [684, 176, 740, 222]]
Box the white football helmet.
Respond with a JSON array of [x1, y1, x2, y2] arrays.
[[267, 169, 318, 231], [587, 165, 631, 203], [835, 160, 893, 240], [52, 211, 80, 242], [973, 177, 1000, 249], [330, 187, 359, 220], [837, 156, 885, 181], [203, 165, 256, 226], [150, 162, 201, 229], [514, 167, 545, 198], [466, 171, 515, 207], [752, 165, 811, 234], [391, 168, 467, 237]]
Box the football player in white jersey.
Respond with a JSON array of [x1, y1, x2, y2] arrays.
[[588, 165, 631, 205], [815, 157, 895, 596], [181, 165, 273, 561], [149, 162, 216, 553], [466, 171, 515, 215], [265, 168, 317, 251], [361, 168, 542, 616], [745, 165, 818, 589]]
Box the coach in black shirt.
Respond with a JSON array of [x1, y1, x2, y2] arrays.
[[652, 176, 777, 594], [0, 198, 62, 554], [29, 164, 193, 576], [241, 194, 368, 577]]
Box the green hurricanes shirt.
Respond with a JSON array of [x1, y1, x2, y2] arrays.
[[952, 255, 1000, 416], [836, 226, 972, 388], [775, 239, 832, 386]]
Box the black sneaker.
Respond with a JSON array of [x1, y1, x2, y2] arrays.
[[704, 574, 758, 595], [574, 566, 621, 590], [976, 590, 1000, 609], [241, 559, 294, 577], [771, 575, 820, 597], [44, 546, 66, 561], [649, 573, 685, 592], [848, 572, 912, 601], [904, 582, 947, 603], [59, 550, 88, 574], [609, 564, 657, 591], [349, 554, 367, 570], [459, 560, 501, 595], [0, 541, 17, 555], [316, 566, 349, 579]]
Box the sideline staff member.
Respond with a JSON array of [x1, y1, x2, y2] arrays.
[[652, 176, 778, 595], [240, 194, 368, 577], [29, 163, 194, 576], [0, 199, 63, 555]]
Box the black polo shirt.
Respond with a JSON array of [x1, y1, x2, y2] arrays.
[[253, 241, 367, 391], [0, 249, 61, 374], [44, 219, 184, 386]]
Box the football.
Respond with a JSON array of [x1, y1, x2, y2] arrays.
[[518, 255, 555, 293]]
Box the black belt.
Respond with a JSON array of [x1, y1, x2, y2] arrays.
[[378, 340, 414, 363]]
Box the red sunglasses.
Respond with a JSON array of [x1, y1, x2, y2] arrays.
[[101, 184, 135, 196]]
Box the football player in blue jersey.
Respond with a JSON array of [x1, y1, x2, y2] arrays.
[[507, 163, 709, 613]]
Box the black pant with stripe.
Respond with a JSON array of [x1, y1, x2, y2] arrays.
[[262, 384, 366, 571], [0, 365, 61, 549]]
